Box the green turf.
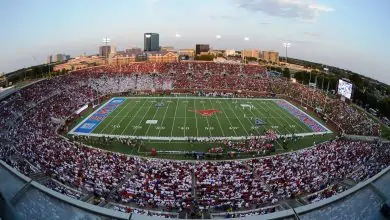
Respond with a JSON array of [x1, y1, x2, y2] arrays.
[[69, 97, 334, 159], [74, 133, 336, 160], [90, 97, 317, 138]]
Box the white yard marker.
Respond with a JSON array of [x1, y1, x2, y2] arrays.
[[216, 100, 238, 136], [184, 96, 187, 136], [208, 99, 225, 136], [120, 100, 149, 135], [157, 100, 171, 137], [225, 100, 250, 136], [145, 101, 163, 135], [99, 99, 134, 134], [193, 99, 199, 137], [132, 99, 155, 136], [201, 100, 213, 136], [170, 99, 180, 137], [271, 101, 308, 132]]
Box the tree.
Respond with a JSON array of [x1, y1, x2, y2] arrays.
[[195, 54, 215, 61], [283, 68, 290, 78]]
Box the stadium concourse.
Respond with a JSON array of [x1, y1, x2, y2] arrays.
[[0, 62, 388, 219]]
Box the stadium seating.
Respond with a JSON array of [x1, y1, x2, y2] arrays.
[[0, 62, 387, 217]]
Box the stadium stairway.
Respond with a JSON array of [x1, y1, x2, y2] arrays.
[[191, 168, 196, 200], [368, 183, 388, 203], [10, 180, 32, 205], [79, 185, 93, 202], [107, 166, 140, 201], [340, 179, 357, 188], [29, 171, 50, 183]]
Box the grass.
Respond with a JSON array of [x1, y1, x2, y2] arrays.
[[68, 96, 335, 160], [84, 97, 320, 138], [73, 133, 336, 160]]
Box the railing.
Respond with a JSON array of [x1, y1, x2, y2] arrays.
[[1, 158, 389, 220]]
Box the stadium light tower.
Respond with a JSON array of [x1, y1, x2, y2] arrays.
[[102, 37, 110, 45], [283, 42, 291, 63]]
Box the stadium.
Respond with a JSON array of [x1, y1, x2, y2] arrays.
[[1, 61, 390, 220]]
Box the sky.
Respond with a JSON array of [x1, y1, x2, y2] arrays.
[[0, 0, 389, 84]]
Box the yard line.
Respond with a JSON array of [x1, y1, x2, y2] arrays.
[[105, 116, 285, 119], [262, 101, 296, 134], [250, 100, 286, 134], [193, 99, 199, 137], [201, 100, 213, 136], [98, 99, 134, 134], [184, 96, 187, 136], [145, 101, 163, 136], [119, 100, 149, 135], [224, 99, 250, 136], [236, 100, 266, 136], [216, 101, 238, 136], [253, 100, 293, 134], [170, 98, 180, 137], [157, 99, 171, 136], [208, 99, 225, 136], [271, 101, 309, 132], [131, 99, 156, 136]]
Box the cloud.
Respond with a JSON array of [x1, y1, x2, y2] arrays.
[[236, 0, 334, 22], [209, 15, 236, 20], [259, 21, 272, 24]]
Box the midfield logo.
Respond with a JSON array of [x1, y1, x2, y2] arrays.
[[189, 109, 220, 116]]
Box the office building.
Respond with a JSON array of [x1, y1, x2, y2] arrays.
[[195, 44, 210, 55], [224, 49, 237, 56], [263, 51, 280, 64], [147, 51, 178, 62], [99, 45, 112, 58], [125, 48, 142, 54], [178, 49, 195, 57], [242, 49, 261, 59], [210, 50, 225, 57], [50, 53, 71, 63], [47, 55, 53, 64], [144, 33, 160, 51]]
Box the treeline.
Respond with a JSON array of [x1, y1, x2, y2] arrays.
[[1, 64, 68, 87], [280, 57, 354, 78], [277, 57, 390, 119]]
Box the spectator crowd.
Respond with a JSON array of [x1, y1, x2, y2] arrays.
[[0, 62, 388, 217]]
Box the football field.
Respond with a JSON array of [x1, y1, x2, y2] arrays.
[[70, 97, 331, 140]]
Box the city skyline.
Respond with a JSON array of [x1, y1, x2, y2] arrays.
[[0, 0, 389, 84]]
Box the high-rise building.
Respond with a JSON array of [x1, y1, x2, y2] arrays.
[[99, 45, 112, 58], [144, 33, 160, 51], [50, 53, 70, 63], [241, 49, 261, 59], [47, 55, 53, 64], [263, 51, 279, 64], [195, 44, 210, 55]]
